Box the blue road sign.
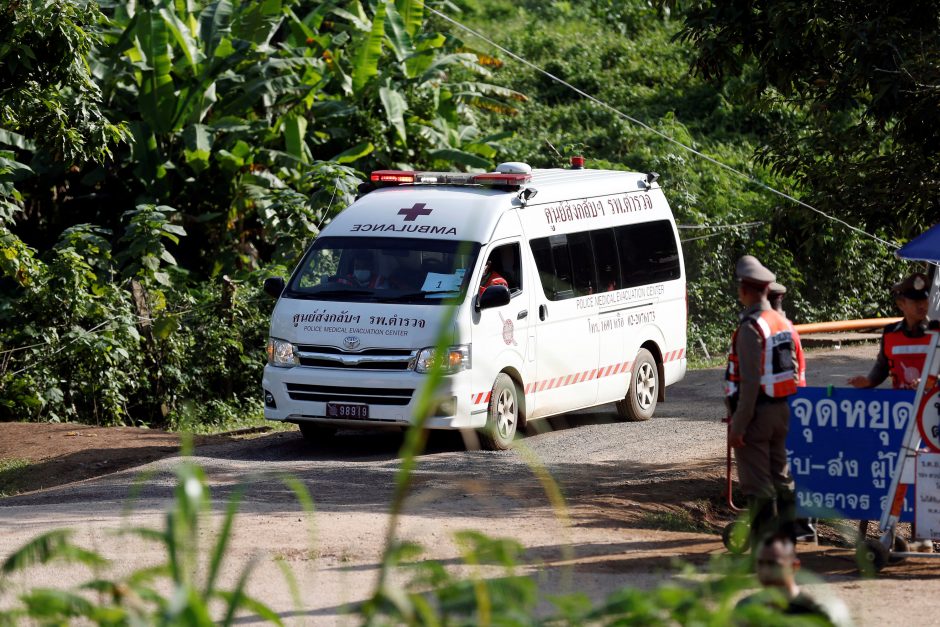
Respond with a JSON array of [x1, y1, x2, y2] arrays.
[[787, 387, 916, 521]]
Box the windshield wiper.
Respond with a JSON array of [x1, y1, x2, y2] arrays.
[[283, 289, 374, 299], [386, 290, 459, 302]]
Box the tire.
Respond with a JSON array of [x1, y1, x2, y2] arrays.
[[722, 520, 750, 554], [479, 373, 519, 451], [856, 538, 889, 575], [616, 348, 658, 422], [298, 422, 337, 443], [890, 535, 909, 564]]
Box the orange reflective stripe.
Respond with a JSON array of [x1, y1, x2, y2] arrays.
[[884, 328, 931, 389], [726, 309, 797, 399]]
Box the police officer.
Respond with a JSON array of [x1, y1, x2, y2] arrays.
[[848, 272, 931, 390], [847, 272, 933, 551], [726, 256, 799, 546], [769, 282, 807, 387]]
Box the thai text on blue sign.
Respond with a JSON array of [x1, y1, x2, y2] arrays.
[[787, 387, 916, 521]]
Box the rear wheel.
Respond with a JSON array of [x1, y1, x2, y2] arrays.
[[616, 348, 658, 421], [479, 373, 518, 450], [722, 520, 750, 554], [298, 422, 337, 442], [856, 538, 889, 574]]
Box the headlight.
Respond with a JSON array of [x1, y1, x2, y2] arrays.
[[266, 338, 299, 367], [412, 345, 470, 374]]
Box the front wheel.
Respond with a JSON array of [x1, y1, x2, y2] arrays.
[[479, 373, 519, 450], [616, 348, 659, 421]]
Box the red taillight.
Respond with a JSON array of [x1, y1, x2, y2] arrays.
[[472, 172, 532, 186], [371, 170, 416, 183]]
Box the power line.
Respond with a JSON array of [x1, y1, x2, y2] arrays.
[[681, 232, 735, 243], [677, 221, 763, 230], [427, 6, 900, 251], [1, 293, 272, 374]]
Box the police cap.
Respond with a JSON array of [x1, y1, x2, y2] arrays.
[[768, 281, 786, 296], [735, 255, 776, 287], [892, 272, 929, 300]]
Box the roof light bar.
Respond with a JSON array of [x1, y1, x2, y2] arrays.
[[415, 172, 476, 185], [371, 170, 416, 183], [368, 170, 532, 188], [472, 172, 532, 186]]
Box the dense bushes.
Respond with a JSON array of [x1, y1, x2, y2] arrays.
[[1, 0, 923, 428], [456, 0, 909, 354], [1, 0, 515, 428]]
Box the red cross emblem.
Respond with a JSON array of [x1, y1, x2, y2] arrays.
[[398, 203, 432, 221]]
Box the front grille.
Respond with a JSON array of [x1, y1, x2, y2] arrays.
[[297, 356, 410, 370], [296, 345, 413, 356], [285, 383, 414, 406], [294, 345, 415, 370]]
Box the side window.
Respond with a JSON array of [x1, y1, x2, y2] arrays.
[[568, 232, 596, 296], [616, 220, 680, 287], [530, 220, 679, 300], [529, 235, 576, 300], [481, 243, 522, 295], [549, 236, 574, 298], [591, 228, 620, 291], [530, 238, 555, 298]]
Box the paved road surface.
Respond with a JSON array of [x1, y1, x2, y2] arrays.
[[3, 343, 936, 625]]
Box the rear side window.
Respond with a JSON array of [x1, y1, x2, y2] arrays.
[[616, 221, 681, 286], [530, 219, 679, 301]]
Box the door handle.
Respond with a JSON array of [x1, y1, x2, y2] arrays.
[[517, 309, 528, 320], [539, 304, 547, 321]]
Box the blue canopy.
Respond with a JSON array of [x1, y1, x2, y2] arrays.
[[897, 223, 940, 263]]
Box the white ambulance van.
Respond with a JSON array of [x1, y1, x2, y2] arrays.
[[262, 161, 687, 449]]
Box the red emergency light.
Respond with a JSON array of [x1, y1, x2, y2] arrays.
[[472, 172, 532, 186], [371, 170, 416, 183], [368, 170, 532, 188]]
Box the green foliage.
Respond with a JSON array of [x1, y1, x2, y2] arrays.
[[1, 0, 518, 427], [675, 0, 937, 237], [0, 0, 128, 165], [0, 329, 798, 626], [458, 0, 921, 355], [0, 457, 30, 497], [0, 452, 796, 626], [1, 0, 932, 423], [0, 457, 294, 625]]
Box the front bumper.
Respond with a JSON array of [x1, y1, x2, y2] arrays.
[[262, 365, 484, 430]]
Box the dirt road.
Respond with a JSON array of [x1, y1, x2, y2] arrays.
[[1, 343, 938, 625]]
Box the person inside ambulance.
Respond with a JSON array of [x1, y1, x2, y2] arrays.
[[602, 263, 618, 291], [478, 256, 509, 296], [848, 272, 931, 390], [339, 252, 386, 289]]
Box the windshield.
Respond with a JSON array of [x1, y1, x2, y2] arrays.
[[285, 236, 481, 305]]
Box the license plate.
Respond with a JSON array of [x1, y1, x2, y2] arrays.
[[326, 402, 369, 420]]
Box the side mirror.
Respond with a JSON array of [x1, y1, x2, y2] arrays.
[[263, 276, 285, 298], [477, 284, 511, 310]]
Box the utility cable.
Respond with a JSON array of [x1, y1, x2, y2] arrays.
[[7, 317, 120, 378], [677, 221, 763, 230], [681, 231, 735, 243], [428, 6, 900, 251]]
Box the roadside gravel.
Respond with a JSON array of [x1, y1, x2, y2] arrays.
[[2, 342, 937, 625]]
